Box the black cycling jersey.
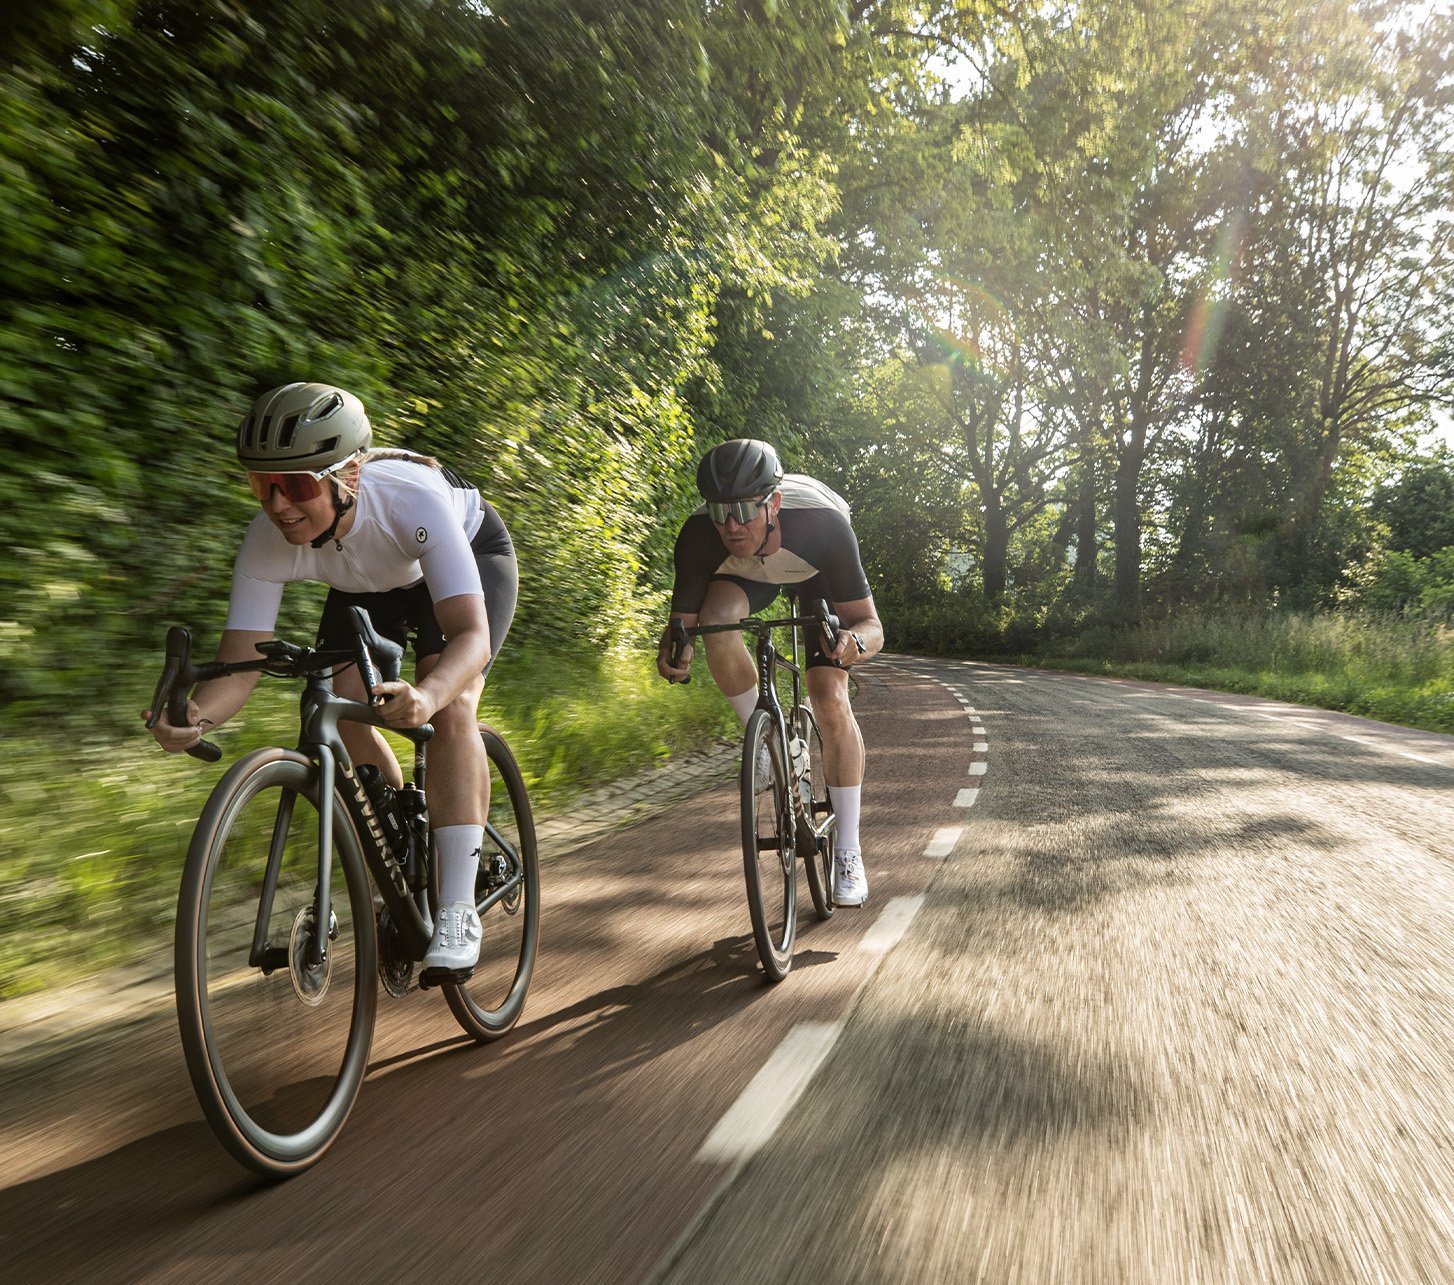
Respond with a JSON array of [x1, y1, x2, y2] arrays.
[[669, 474, 872, 615]]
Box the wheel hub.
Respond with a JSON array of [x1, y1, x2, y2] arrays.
[[288, 906, 335, 1006]]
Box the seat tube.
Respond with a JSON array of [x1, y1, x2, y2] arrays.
[[310, 745, 337, 970]]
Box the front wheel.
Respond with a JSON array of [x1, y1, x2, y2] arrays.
[[175, 748, 377, 1178], [742, 709, 796, 981], [442, 726, 540, 1040]]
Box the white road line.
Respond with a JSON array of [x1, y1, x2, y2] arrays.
[[924, 826, 961, 858], [973, 741, 988, 752], [695, 1021, 845, 1164], [967, 762, 987, 776], [954, 788, 981, 808], [1336, 734, 1444, 766], [860, 894, 925, 956]]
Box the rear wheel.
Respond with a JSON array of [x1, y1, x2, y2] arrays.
[[742, 709, 795, 981], [442, 727, 540, 1040], [795, 705, 836, 921], [175, 749, 376, 1178]]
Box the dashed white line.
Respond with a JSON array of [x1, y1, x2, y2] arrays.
[[924, 826, 961, 858], [973, 741, 988, 752], [860, 895, 925, 956], [967, 762, 987, 776], [695, 1021, 845, 1163], [954, 788, 981, 808]]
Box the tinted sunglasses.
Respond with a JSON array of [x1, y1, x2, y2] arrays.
[[246, 457, 354, 504], [706, 494, 772, 524]]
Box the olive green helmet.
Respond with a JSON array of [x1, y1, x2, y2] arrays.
[[236, 382, 371, 472]]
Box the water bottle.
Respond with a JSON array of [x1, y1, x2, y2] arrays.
[[356, 763, 409, 861]]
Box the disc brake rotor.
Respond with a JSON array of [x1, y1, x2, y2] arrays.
[[288, 905, 336, 1006]]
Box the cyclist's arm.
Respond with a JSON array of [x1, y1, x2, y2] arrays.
[[145, 629, 270, 753], [826, 595, 883, 667], [374, 592, 490, 728]]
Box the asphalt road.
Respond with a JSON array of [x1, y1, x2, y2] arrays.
[[4, 658, 1454, 1283]]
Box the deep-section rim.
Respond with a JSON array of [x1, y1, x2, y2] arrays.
[[741, 709, 795, 980], [441, 725, 540, 1040], [174, 747, 377, 1177], [795, 704, 836, 921]]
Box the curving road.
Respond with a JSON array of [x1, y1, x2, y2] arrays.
[[4, 658, 1454, 1282]]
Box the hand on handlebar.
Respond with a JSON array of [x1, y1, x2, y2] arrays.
[[659, 622, 694, 684], [142, 699, 211, 754], [368, 679, 437, 729]]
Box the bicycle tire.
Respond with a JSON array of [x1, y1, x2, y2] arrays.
[[742, 709, 796, 980], [442, 726, 540, 1040], [795, 705, 836, 921], [175, 748, 377, 1178]]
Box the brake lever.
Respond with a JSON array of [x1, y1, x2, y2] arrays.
[[667, 620, 691, 685], [814, 599, 841, 653], [151, 626, 222, 762], [348, 606, 404, 705]]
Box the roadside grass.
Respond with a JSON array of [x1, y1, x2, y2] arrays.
[[1023, 611, 1454, 734], [0, 649, 735, 1001]]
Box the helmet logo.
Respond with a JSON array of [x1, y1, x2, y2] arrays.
[[416, 527, 428, 544]]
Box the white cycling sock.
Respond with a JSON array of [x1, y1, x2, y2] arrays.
[[728, 687, 758, 726], [828, 785, 861, 852], [434, 824, 484, 909]]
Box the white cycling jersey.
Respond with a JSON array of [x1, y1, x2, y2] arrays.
[[224, 458, 487, 633]]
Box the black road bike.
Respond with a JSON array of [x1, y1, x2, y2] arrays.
[[669, 599, 840, 981], [149, 607, 539, 1176]]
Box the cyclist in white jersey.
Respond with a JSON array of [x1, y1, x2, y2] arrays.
[[145, 382, 516, 975], [657, 439, 883, 906]]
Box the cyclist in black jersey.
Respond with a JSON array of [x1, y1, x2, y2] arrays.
[[657, 439, 883, 905], [144, 382, 517, 976]]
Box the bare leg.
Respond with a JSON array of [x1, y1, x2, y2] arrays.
[[698, 580, 757, 702], [806, 664, 863, 788]]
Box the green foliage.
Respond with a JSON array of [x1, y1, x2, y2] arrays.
[[1025, 610, 1454, 733]]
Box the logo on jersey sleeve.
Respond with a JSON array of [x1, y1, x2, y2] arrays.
[[416, 527, 428, 544]]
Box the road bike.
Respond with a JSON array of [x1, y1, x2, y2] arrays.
[[148, 607, 539, 1177], [669, 598, 840, 981]]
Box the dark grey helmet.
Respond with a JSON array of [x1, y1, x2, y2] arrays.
[[695, 439, 784, 501], [236, 382, 371, 472]]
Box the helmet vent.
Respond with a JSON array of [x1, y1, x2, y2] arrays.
[[258, 414, 272, 450], [314, 392, 343, 420], [277, 412, 301, 449]]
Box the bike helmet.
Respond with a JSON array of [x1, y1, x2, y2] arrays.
[[695, 439, 784, 501], [236, 382, 371, 472]]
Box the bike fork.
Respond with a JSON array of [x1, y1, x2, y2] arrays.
[[308, 746, 338, 970]]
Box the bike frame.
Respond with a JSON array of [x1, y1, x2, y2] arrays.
[[154, 622, 528, 978], [677, 601, 835, 846]]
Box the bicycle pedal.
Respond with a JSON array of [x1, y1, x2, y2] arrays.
[[418, 965, 475, 990]]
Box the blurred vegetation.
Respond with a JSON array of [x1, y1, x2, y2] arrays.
[[3, 1, 1453, 989], [1024, 610, 1454, 735]]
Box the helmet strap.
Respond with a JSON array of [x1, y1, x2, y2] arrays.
[[310, 480, 354, 550], [752, 516, 776, 559]]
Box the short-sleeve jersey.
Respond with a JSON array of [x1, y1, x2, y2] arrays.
[[224, 457, 488, 633], [670, 473, 872, 613]]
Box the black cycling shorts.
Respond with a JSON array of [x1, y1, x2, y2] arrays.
[[706, 574, 844, 670], [316, 501, 517, 676]]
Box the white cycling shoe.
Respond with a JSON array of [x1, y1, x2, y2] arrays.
[[423, 901, 482, 972], [832, 849, 868, 907]]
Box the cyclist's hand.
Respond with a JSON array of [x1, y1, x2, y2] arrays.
[[371, 680, 435, 728], [658, 638, 693, 682], [827, 629, 864, 667], [143, 700, 210, 753]]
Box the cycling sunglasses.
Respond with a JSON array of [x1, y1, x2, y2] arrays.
[[246, 457, 354, 504], [706, 494, 773, 525]]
